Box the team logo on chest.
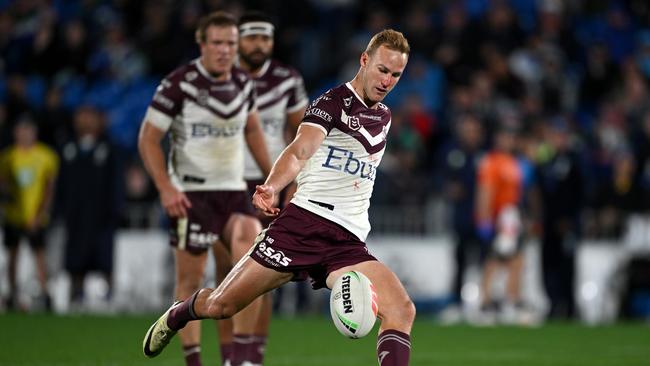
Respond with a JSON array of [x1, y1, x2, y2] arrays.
[[197, 89, 209, 106], [347, 115, 361, 131]]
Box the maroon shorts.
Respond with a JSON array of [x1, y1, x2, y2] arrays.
[[170, 190, 256, 254], [250, 203, 377, 289]]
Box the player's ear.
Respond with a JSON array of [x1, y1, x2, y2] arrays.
[[360, 52, 369, 67]]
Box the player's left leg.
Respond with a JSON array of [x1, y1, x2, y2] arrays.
[[213, 240, 234, 365], [29, 229, 52, 311], [223, 213, 267, 366], [505, 252, 524, 304], [328, 261, 415, 366]]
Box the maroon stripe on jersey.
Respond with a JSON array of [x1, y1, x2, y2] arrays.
[[257, 88, 294, 111], [183, 92, 249, 119], [337, 127, 387, 155]]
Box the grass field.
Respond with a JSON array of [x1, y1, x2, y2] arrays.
[[1, 312, 648, 366]]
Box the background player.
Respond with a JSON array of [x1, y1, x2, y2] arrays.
[[0, 116, 58, 311], [212, 11, 309, 366], [475, 126, 526, 323], [144, 29, 415, 366], [138, 11, 272, 366]]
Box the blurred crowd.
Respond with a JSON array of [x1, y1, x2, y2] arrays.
[[2, 0, 649, 235], [1, 0, 650, 316]]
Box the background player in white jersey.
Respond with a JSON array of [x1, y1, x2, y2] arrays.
[[144, 29, 415, 366], [212, 11, 309, 366], [138, 12, 272, 366]]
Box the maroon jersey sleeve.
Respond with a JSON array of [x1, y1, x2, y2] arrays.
[[302, 91, 339, 134], [149, 69, 185, 118]]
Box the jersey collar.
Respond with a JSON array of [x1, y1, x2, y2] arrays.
[[345, 82, 369, 109]]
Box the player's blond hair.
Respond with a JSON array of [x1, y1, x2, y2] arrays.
[[365, 29, 410, 56], [195, 11, 238, 44]]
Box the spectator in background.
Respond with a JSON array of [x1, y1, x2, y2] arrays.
[[475, 125, 527, 324], [0, 116, 59, 311], [57, 105, 123, 310], [579, 43, 619, 115], [536, 118, 584, 319], [438, 113, 484, 323], [633, 111, 650, 210]]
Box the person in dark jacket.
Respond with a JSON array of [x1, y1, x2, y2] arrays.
[[57, 105, 123, 309]]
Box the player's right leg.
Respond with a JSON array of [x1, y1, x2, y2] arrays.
[[174, 248, 209, 365], [327, 261, 415, 366], [143, 255, 292, 358], [3, 224, 21, 310]]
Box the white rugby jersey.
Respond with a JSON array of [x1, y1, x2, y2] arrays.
[[243, 59, 308, 180], [291, 83, 391, 241], [144, 59, 256, 191]]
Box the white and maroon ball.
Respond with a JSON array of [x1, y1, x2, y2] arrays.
[[329, 270, 378, 339]]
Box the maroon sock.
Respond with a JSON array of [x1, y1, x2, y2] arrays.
[[377, 330, 411, 366], [232, 334, 255, 366], [167, 291, 200, 330], [220, 343, 232, 365], [250, 335, 267, 364], [183, 344, 202, 366]]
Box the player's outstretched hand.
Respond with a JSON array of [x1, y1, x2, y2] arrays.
[[253, 184, 280, 216], [160, 185, 192, 218]]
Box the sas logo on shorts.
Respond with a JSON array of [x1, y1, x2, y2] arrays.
[[256, 240, 293, 267]]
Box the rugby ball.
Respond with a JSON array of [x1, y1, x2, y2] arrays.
[[330, 271, 378, 339]]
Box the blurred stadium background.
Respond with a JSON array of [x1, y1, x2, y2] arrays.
[[1, 0, 650, 364]]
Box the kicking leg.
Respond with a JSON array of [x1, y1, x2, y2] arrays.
[[328, 261, 415, 366], [143, 255, 292, 358]]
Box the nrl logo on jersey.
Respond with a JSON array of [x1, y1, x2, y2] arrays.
[[185, 71, 198, 81], [197, 89, 209, 106], [341, 110, 361, 131]]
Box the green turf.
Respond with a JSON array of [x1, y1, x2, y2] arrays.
[[0, 312, 648, 365]]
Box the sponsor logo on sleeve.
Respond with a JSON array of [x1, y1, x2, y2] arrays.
[[305, 107, 332, 122], [185, 71, 198, 81]]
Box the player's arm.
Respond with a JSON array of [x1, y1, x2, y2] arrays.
[[475, 162, 495, 242], [284, 106, 307, 144], [253, 124, 325, 215], [30, 170, 56, 231], [281, 106, 308, 205], [244, 111, 272, 177], [138, 121, 191, 217]]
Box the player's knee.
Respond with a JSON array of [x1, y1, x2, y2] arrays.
[[403, 299, 417, 324], [382, 297, 416, 327]]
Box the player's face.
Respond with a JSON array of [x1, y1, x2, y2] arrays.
[[14, 123, 36, 147], [199, 25, 238, 77], [361, 45, 408, 104], [239, 34, 273, 69]]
